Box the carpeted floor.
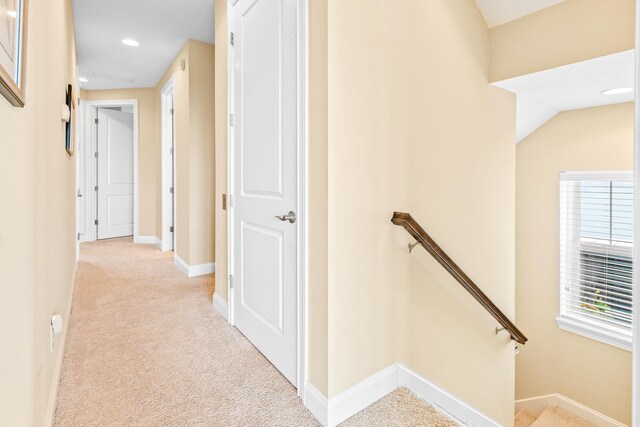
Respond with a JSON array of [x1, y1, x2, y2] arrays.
[[341, 388, 458, 427], [54, 238, 458, 426]]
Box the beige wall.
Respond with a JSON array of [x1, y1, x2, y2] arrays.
[[155, 40, 215, 266], [307, 0, 329, 396], [82, 40, 215, 266], [80, 88, 159, 238], [214, 0, 228, 301], [186, 41, 216, 266], [490, 0, 635, 82], [326, 2, 516, 424], [0, 0, 78, 425], [516, 103, 633, 425]]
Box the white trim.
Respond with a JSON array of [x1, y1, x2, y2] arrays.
[[174, 255, 215, 278], [226, 0, 309, 396], [189, 263, 216, 277], [174, 255, 190, 276], [297, 0, 309, 401], [44, 264, 78, 426], [81, 99, 139, 243], [303, 364, 497, 427], [515, 394, 627, 427], [556, 316, 632, 351], [304, 383, 328, 427], [155, 237, 162, 249], [397, 365, 500, 427], [134, 236, 157, 245], [328, 364, 399, 426], [633, 2, 639, 424], [161, 78, 176, 252], [213, 293, 229, 320], [226, 0, 236, 328]]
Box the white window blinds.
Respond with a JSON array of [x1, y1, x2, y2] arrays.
[[558, 172, 634, 348]]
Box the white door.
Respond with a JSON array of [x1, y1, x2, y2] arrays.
[[77, 125, 85, 241], [232, 0, 299, 385], [97, 108, 134, 240], [163, 90, 175, 251]]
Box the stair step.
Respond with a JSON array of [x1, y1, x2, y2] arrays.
[[515, 409, 537, 427], [530, 405, 597, 427]]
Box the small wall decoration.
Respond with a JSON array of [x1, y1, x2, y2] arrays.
[[65, 84, 75, 156], [0, 0, 28, 107]]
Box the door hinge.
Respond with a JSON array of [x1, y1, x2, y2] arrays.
[[230, 32, 235, 46], [230, 114, 234, 127], [170, 187, 174, 194], [170, 108, 174, 115], [94, 152, 99, 158], [77, 233, 81, 241], [170, 226, 174, 233], [222, 194, 227, 210], [229, 275, 234, 289], [94, 185, 98, 192], [94, 118, 99, 124], [94, 219, 99, 226], [170, 148, 174, 155]]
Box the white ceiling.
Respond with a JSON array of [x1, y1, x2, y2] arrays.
[[73, 0, 215, 90], [492, 50, 635, 143], [474, 0, 566, 28]]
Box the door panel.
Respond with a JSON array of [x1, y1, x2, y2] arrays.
[[232, 0, 298, 385], [97, 108, 134, 239]]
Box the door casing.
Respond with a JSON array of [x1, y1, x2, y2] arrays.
[[226, 0, 309, 397], [161, 78, 176, 252], [80, 99, 140, 243]]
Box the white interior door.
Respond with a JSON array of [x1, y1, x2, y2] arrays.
[[97, 108, 134, 240], [162, 90, 175, 251], [232, 0, 299, 385]]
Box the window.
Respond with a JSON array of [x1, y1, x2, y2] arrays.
[[557, 171, 634, 350]]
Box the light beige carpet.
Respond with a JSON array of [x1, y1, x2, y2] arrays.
[[530, 406, 597, 427], [341, 388, 458, 427], [54, 238, 457, 426]]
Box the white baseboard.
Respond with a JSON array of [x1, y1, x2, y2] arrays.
[[174, 255, 215, 278], [515, 394, 626, 427], [189, 262, 215, 277], [134, 235, 157, 245], [398, 365, 500, 427], [44, 263, 78, 426], [155, 237, 162, 249], [304, 363, 496, 427], [328, 364, 398, 426], [304, 383, 328, 426], [213, 293, 228, 320]]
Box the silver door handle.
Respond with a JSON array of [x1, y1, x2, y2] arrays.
[[275, 211, 296, 224]]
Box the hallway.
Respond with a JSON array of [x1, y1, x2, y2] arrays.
[[54, 239, 318, 426]]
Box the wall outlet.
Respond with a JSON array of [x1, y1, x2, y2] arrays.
[[50, 314, 63, 352]]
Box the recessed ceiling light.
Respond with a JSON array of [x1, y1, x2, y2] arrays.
[[601, 87, 633, 95], [122, 39, 140, 47], [79, 77, 88, 83], [7, 10, 17, 18]]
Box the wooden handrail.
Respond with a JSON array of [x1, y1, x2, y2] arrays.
[[391, 212, 528, 345]]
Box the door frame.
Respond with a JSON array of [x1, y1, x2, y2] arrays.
[[226, 0, 309, 397], [161, 78, 176, 252], [80, 99, 139, 243], [634, 2, 639, 424]]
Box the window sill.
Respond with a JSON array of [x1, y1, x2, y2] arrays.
[[556, 316, 632, 352]]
